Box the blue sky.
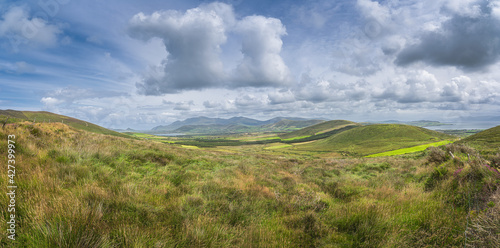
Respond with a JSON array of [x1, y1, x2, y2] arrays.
[[1, 0, 500, 129]]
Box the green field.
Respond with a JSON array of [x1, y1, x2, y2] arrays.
[[366, 140, 454, 157]]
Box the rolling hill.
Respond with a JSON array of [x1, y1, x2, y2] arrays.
[[0, 109, 130, 138], [279, 120, 359, 140], [297, 124, 454, 155], [261, 119, 324, 131], [459, 125, 500, 153], [151, 116, 317, 132]]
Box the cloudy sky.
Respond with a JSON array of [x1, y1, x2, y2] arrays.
[[1, 0, 500, 129]]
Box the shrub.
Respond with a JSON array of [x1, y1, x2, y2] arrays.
[[427, 146, 447, 164]]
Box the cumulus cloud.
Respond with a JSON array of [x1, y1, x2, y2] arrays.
[[396, 0, 500, 70], [128, 2, 232, 94], [232, 15, 292, 87], [0, 6, 62, 48], [374, 70, 441, 103], [128, 2, 291, 94]]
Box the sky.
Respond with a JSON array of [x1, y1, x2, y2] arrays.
[[1, 0, 500, 129]]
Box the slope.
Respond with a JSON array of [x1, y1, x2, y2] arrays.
[[298, 124, 454, 156], [262, 119, 324, 131], [459, 125, 500, 153], [0, 110, 130, 138], [279, 120, 358, 140]]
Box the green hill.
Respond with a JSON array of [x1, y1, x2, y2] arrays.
[[459, 125, 500, 153], [279, 120, 358, 140], [298, 124, 454, 156], [262, 119, 324, 131], [0, 109, 130, 138]]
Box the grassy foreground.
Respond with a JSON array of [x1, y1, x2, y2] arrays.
[[1, 122, 499, 247]]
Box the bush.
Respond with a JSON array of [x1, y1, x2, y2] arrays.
[[427, 146, 447, 164]]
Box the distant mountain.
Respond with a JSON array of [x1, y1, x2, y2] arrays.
[[151, 116, 320, 132], [0, 109, 130, 138], [172, 124, 255, 134]]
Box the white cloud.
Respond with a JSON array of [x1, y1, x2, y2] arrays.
[[0, 6, 62, 48], [233, 15, 292, 87], [128, 2, 233, 94], [268, 90, 295, 104], [128, 2, 292, 94], [40, 96, 62, 105]]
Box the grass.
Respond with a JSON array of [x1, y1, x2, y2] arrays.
[[0, 121, 498, 247], [279, 120, 357, 140], [264, 144, 293, 149], [181, 145, 200, 149], [459, 125, 500, 154], [1, 110, 130, 138], [366, 140, 454, 157], [299, 124, 455, 156], [281, 135, 311, 141]]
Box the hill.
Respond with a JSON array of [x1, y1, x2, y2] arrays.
[[279, 120, 358, 140], [298, 124, 454, 156], [262, 119, 324, 131], [0, 109, 130, 138], [151, 116, 315, 132], [459, 125, 500, 153]]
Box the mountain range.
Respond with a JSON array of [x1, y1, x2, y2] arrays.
[[150, 116, 325, 133]]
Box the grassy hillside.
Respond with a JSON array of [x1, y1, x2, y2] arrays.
[[1, 122, 498, 247], [299, 124, 454, 156], [262, 119, 324, 131], [459, 125, 500, 153], [279, 120, 358, 140], [0, 110, 130, 138]]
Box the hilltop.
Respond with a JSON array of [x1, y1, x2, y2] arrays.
[[0, 109, 130, 138], [297, 124, 454, 155]]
